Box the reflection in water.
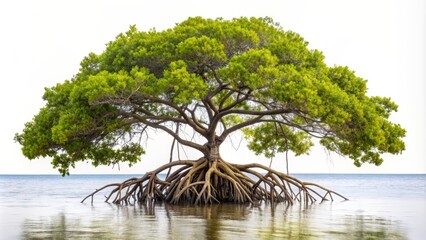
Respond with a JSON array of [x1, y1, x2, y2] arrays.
[[22, 212, 114, 239], [338, 214, 407, 240], [20, 203, 407, 240]]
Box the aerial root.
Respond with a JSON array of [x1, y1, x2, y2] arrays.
[[81, 158, 348, 205]]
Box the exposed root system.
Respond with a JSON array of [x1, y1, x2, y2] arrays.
[[82, 158, 347, 205]]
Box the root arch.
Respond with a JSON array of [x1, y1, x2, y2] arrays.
[[82, 158, 347, 205]]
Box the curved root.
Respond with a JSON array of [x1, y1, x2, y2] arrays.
[[82, 158, 348, 205]]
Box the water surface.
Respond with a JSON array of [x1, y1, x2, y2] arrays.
[[1, 174, 425, 239]]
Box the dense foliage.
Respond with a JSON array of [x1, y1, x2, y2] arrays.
[[16, 17, 405, 176]]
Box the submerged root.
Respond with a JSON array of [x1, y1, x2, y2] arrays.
[[82, 158, 347, 205]]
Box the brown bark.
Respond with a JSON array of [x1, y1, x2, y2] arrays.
[[82, 158, 347, 205]]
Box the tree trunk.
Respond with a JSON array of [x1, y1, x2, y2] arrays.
[[206, 143, 221, 162]]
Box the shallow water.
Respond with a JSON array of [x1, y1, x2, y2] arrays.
[[0, 174, 425, 239]]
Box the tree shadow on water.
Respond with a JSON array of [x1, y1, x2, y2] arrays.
[[257, 204, 408, 240], [20, 203, 407, 240]]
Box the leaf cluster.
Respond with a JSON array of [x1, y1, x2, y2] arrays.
[[15, 17, 405, 175]]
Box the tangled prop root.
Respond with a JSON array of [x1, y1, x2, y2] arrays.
[[82, 158, 347, 205]]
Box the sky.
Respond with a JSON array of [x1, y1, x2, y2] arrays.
[[0, 0, 424, 174]]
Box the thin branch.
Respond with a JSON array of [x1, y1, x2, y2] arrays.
[[140, 95, 208, 136], [166, 123, 179, 178], [216, 108, 293, 139], [185, 104, 209, 131], [220, 116, 263, 140], [220, 89, 251, 112], [218, 89, 236, 110], [129, 113, 206, 153]]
